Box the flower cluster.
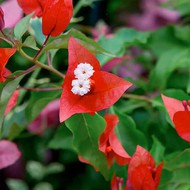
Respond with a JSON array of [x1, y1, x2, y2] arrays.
[[71, 63, 95, 96]]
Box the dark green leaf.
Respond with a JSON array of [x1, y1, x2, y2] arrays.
[[65, 113, 109, 179], [0, 75, 25, 134], [114, 109, 147, 155], [150, 136, 165, 164], [48, 124, 73, 150]]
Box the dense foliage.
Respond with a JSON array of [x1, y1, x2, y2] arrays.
[[0, 0, 190, 190]]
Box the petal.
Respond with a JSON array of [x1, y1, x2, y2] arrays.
[[42, 0, 73, 37], [128, 146, 155, 175], [60, 71, 132, 122], [110, 131, 131, 165], [129, 165, 156, 190], [99, 114, 119, 152], [1, 0, 23, 28], [0, 48, 16, 82], [111, 173, 118, 190], [66, 36, 100, 80], [17, 0, 45, 17], [173, 111, 190, 142], [154, 162, 164, 189], [111, 173, 124, 190], [161, 94, 184, 121], [5, 90, 19, 115], [0, 140, 21, 169]]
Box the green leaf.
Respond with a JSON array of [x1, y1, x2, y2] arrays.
[[46, 163, 64, 175], [33, 183, 53, 190], [115, 28, 150, 45], [97, 27, 150, 64], [48, 124, 73, 150], [23, 36, 39, 50], [0, 75, 25, 134], [65, 113, 109, 179], [159, 149, 190, 189], [43, 28, 113, 57], [14, 13, 33, 40], [29, 18, 45, 45], [187, 73, 190, 93], [25, 88, 61, 122], [2, 104, 27, 140], [6, 179, 29, 190], [150, 136, 165, 164], [149, 48, 190, 90], [114, 109, 147, 155]]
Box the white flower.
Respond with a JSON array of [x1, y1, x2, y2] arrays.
[[74, 63, 94, 79], [71, 79, 91, 96]]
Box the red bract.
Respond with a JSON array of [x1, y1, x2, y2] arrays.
[[42, 0, 73, 37], [99, 114, 131, 167], [0, 140, 21, 170], [5, 90, 19, 115], [0, 48, 16, 82], [162, 94, 190, 142], [17, 0, 46, 17], [111, 173, 125, 190], [0, 7, 5, 29], [59, 37, 132, 122], [126, 146, 163, 190]]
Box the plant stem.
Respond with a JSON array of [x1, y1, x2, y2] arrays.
[[6, 65, 37, 79], [33, 35, 50, 61], [0, 29, 14, 46], [18, 48, 65, 78], [122, 93, 152, 103], [46, 51, 51, 66]]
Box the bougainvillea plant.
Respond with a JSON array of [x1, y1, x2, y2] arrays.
[[0, 0, 189, 189]]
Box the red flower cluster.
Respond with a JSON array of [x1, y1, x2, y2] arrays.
[[17, 0, 73, 37], [111, 146, 163, 190], [59, 37, 132, 122], [126, 146, 163, 190], [162, 94, 190, 142]]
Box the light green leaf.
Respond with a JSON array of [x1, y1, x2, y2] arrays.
[[43, 28, 113, 57], [29, 17, 45, 45], [14, 13, 33, 40], [23, 36, 39, 50], [6, 179, 29, 190], [65, 113, 109, 179], [33, 183, 53, 190], [150, 48, 190, 90]]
